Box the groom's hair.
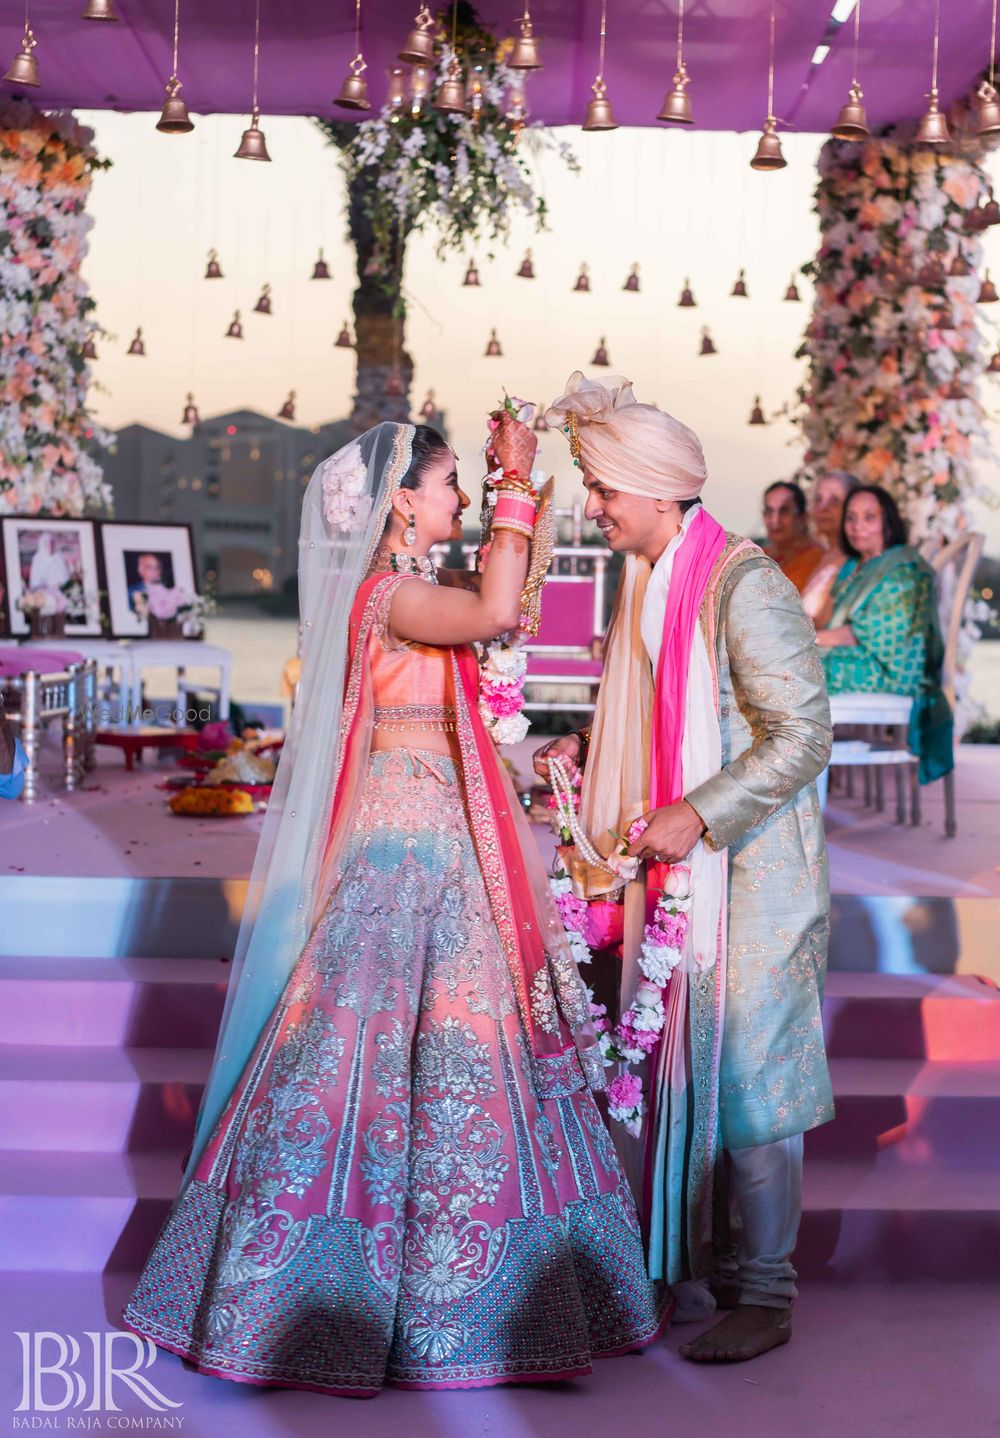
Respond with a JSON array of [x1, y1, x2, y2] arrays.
[[400, 426, 452, 491], [678, 497, 701, 513]]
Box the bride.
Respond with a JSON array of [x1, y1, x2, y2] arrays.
[[122, 412, 670, 1396]]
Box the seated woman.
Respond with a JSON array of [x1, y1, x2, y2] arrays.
[[762, 481, 828, 598], [801, 470, 858, 627], [816, 484, 953, 784]]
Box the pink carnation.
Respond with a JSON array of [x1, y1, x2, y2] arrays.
[[649, 912, 688, 950], [480, 678, 524, 717], [555, 889, 588, 933], [617, 1012, 660, 1054], [607, 1072, 643, 1109]]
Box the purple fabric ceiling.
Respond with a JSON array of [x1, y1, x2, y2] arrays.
[[1, 0, 993, 134]]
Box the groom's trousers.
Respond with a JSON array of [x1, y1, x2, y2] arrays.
[[716, 1132, 803, 1309]]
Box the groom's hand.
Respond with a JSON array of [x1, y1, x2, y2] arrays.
[[628, 801, 706, 864], [532, 733, 582, 784]]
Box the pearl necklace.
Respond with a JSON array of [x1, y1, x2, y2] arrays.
[[547, 755, 617, 875], [388, 551, 438, 583]]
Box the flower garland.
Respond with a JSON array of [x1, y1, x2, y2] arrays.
[[0, 97, 112, 517], [793, 122, 997, 729]]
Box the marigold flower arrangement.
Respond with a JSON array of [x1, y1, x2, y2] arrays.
[[169, 786, 255, 817]]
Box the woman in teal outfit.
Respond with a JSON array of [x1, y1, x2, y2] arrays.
[[816, 484, 953, 784]]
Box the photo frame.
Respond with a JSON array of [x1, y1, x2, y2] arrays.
[[99, 521, 199, 638], [1, 516, 103, 637]]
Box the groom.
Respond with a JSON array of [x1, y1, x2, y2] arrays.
[[534, 373, 833, 1363]]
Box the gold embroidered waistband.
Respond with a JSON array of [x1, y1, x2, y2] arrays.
[[372, 703, 457, 733]]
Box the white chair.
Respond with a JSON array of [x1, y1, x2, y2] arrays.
[[127, 640, 232, 725], [29, 637, 137, 727]]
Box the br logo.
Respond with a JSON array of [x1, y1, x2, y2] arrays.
[[14, 1332, 182, 1413]]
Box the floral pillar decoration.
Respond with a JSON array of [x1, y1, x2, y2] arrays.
[[0, 97, 111, 517]]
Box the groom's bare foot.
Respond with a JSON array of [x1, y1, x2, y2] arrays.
[[679, 1304, 791, 1362]]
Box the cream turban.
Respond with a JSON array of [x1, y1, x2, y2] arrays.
[[545, 371, 707, 500]]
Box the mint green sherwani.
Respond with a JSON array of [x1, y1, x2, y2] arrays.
[[685, 538, 835, 1151]]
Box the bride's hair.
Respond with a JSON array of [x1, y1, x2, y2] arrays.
[[399, 424, 451, 491]]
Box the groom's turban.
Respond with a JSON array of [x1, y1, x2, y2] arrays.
[[545, 371, 707, 501]]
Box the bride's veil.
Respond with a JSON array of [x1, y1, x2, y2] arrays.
[[180, 420, 415, 1188]]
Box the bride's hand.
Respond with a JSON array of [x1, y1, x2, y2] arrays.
[[490, 412, 538, 477], [532, 733, 582, 783]]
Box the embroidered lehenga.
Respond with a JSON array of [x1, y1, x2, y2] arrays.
[[121, 423, 669, 1397]]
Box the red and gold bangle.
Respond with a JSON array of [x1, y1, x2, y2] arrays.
[[491, 519, 535, 539], [493, 492, 537, 530]]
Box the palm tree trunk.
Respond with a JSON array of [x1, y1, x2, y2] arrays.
[[346, 169, 413, 433]]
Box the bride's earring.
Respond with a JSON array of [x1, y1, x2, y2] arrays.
[[403, 511, 416, 546]]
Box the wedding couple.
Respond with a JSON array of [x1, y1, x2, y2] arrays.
[[122, 372, 833, 1394]]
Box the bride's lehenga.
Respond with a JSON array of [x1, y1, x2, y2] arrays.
[[122, 575, 669, 1396]]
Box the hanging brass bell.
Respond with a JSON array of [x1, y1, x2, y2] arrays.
[[484, 328, 502, 357], [699, 328, 717, 356], [335, 322, 353, 348], [234, 110, 271, 161], [517, 251, 535, 279], [433, 58, 466, 114], [988, 349, 1000, 374], [82, 336, 98, 360], [574, 264, 591, 293], [583, 76, 617, 131], [278, 391, 296, 421], [948, 252, 970, 278], [398, 6, 435, 65], [127, 327, 146, 356], [731, 268, 749, 298], [419, 390, 437, 420], [979, 271, 999, 304], [915, 89, 950, 145], [226, 311, 244, 339], [204, 248, 223, 279], [748, 396, 766, 425], [82, 0, 119, 19], [156, 76, 194, 134], [945, 377, 965, 401], [832, 82, 869, 141], [463, 261, 481, 287], [934, 307, 954, 331], [750, 115, 786, 170], [254, 284, 273, 315], [3, 26, 40, 87], [623, 264, 640, 292], [335, 57, 371, 111], [983, 195, 1000, 226], [181, 393, 200, 426], [311, 250, 331, 280], [591, 338, 610, 366], [975, 79, 1000, 136], [678, 278, 696, 307], [657, 63, 693, 124], [509, 16, 542, 71], [917, 256, 946, 287], [784, 275, 801, 301]]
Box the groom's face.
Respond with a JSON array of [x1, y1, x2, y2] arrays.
[[582, 473, 663, 556]]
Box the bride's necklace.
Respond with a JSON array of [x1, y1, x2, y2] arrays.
[[387, 550, 438, 583]]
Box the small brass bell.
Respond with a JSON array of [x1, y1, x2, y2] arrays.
[[156, 76, 194, 134], [3, 25, 41, 87], [204, 248, 223, 279], [254, 284, 273, 315], [657, 63, 693, 124], [748, 397, 766, 426], [433, 58, 466, 114], [278, 391, 296, 421], [915, 89, 950, 145], [784, 275, 801, 302], [398, 6, 435, 66], [573, 264, 591, 293], [591, 337, 610, 367], [181, 393, 200, 426], [384, 367, 406, 398], [699, 328, 717, 356], [964, 205, 989, 233], [678, 278, 696, 308], [750, 115, 786, 171], [934, 307, 954, 331], [234, 109, 271, 161], [463, 261, 481, 287], [623, 264, 640, 293], [983, 194, 1000, 226], [419, 390, 437, 420], [533, 408, 548, 432], [517, 251, 535, 279], [731, 268, 749, 298], [484, 328, 502, 357], [945, 377, 965, 401], [917, 256, 946, 288], [226, 311, 244, 339], [583, 75, 617, 131], [975, 79, 1000, 137], [979, 271, 999, 304], [948, 252, 970, 278], [311, 250, 331, 280], [127, 327, 146, 356], [335, 56, 371, 111], [82, 0, 119, 19], [831, 82, 869, 141], [988, 349, 1000, 374], [335, 321, 353, 348], [509, 15, 542, 71], [82, 336, 98, 360]]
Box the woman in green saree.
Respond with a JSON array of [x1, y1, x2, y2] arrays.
[[816, 484, 953, 784]]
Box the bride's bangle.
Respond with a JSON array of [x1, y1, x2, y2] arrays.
[[492, 492, 537, 536]]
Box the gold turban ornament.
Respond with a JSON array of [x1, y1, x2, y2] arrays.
[[545, 370, 707, 501]]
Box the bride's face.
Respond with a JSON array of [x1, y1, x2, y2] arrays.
[[405, 450, 470, 546]]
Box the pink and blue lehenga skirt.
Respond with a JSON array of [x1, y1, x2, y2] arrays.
[[122, 748, 670, 1395]]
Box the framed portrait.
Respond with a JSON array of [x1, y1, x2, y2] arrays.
[[99, 521, 198, 638], [1, 517, 103, 637]]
